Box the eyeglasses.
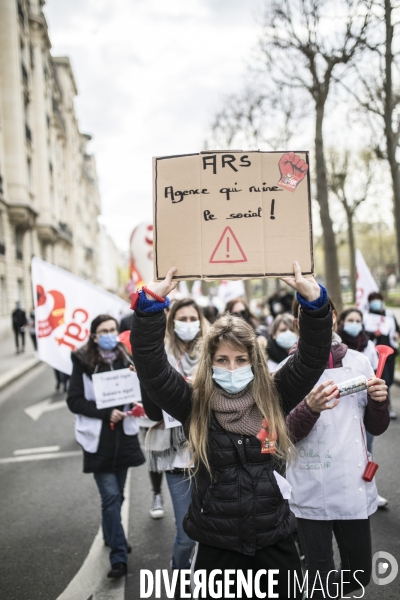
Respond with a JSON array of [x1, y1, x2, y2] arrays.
[[96, 328, 118, 335]]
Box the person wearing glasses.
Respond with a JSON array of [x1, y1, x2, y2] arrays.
[[67, 314, 145, 579]]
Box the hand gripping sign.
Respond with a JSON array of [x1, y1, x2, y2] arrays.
[[153, 150, 313, 281]]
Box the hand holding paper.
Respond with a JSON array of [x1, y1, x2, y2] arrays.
[[110, 409, 126, 423], [279, 261, 320, 301]]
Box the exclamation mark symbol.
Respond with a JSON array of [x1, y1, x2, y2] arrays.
[[270, 199, 275, 220], [226, 236, 230, 258]]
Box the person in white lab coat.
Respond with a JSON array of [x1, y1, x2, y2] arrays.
[[285, 297, 389, 599]]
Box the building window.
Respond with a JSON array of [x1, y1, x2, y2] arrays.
[[15, 228, 24, 261], [0, 211, 5, 256], [17, 279, 24, 304], [27, 157, 32, 187], [40, 241, 46, 260], [0, 276, 7, 316]]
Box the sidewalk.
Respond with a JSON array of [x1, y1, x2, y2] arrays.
[[0, 330, 41, 391]]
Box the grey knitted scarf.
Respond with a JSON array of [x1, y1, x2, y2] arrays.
[[211, 386, 263, 436]]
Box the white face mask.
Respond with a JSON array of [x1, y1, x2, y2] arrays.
[[174, 320, 200, 342], [275, 330, 297, 349], [212, 364, 254, 394]]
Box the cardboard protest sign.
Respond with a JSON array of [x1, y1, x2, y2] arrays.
[[92, 368, 141, 409], [153, 151, 313, 281], [32, 258, 129, 375]]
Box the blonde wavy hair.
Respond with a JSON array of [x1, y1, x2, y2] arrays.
[[189, 314, 293, 475]]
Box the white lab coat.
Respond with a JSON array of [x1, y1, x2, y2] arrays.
[[286, 350, 378, 520], [363, 340, 378, 370]]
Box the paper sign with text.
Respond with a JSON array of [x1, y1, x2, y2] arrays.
[[153, 151, 313, 280], [162, 410, 182, 429], [92, 368, 142, 410]]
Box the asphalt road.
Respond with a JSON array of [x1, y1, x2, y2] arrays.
[[0, 364, 398, 600]]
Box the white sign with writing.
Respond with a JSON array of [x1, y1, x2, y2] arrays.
[[162, 410, 182, 429], [92, 368, 141, 410]]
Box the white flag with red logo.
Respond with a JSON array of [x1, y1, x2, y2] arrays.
[[356, 249, 379, 312], [32, 258, 130, 375]]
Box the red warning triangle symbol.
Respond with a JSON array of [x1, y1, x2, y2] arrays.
[[209, 226, 247, 264]]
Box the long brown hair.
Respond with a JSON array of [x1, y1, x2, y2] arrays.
[[189, 314, 293, 475], [166, 298, 206, 359]]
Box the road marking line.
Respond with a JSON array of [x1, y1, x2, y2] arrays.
[[24, 398, 66, 421], [56, 470, 131, 600], [13, 445, 61, 456], [0, 451, 80, 464]]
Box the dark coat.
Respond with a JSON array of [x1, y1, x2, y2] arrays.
[[130, 303, 332, 555], [12, 308, 27, 331], [67, 344, 145, 473]]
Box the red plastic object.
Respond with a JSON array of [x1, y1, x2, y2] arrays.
[[362, 461, 379, 482], [117, 330, 132, 353], [126, 404, 146, 418], [375, 345, 395, 379], [110, 422, 115, 431]]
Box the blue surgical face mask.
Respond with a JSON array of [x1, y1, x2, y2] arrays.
[[212, 364, 254, 394], [343, 322, 363, 337], [370, 299, 383, 311], [97, 333, 119, 350], [275, 330, 298, 349]]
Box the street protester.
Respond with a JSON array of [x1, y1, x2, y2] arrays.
[[130, 262, 333, 599], [337, 307, 388, 508], [225, 297, 269, 345], [363, 291, 399, 419], [141, 298, 205, 595], [66, 314, 145, 579], [11, 301, 27, 354], [266, 314, 298, 372], [284, 298, 389, 599]]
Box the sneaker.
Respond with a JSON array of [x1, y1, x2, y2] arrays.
[[389, 410, 397, 420], [150, 493, 164, 519], [377, 494, 388, 508], [107, 562, 127, 578]]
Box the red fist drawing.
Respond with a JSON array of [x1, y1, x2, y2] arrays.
[[278, 152, 308, 192]]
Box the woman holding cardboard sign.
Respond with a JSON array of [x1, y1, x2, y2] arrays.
[[67, 314, 145, 579], [130, 263, 333, 598]]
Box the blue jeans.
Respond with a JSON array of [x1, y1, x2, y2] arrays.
[[94, 468, 129, 566], [165, 472, 195, 569]]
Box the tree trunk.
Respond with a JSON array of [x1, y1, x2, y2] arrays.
[[315, 103, 343, 310], [384, 0, 400, 276], [346, 209, 357, 302]]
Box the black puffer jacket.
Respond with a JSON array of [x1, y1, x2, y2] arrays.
[[131, 303, 332, 555], [67, 345, 145, 473]]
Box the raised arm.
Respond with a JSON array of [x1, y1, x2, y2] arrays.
[[130, 269, 192, 427]]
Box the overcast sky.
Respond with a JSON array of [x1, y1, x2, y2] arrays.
[[44, 0, 265, 252]]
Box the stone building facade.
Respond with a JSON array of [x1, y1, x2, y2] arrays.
[[0, 0, 122, 336]]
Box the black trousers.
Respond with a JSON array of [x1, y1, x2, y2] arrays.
[[193, 534, 302, 599], [296, 517, 372, 599], [14, 329, 25, 350]]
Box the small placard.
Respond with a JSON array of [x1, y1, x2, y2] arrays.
[[163, 410, 182, 429], [92, 368, 141, 409]]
